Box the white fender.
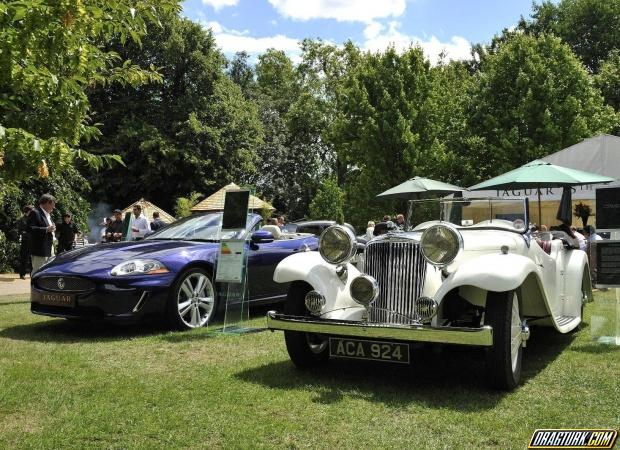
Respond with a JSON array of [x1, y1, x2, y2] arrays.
[[434, 253, 540, 304], [273, 252, 364, 319]]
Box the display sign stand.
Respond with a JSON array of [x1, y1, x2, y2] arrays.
[[591, 230, 620, 346], [216, 188, 261, 334]]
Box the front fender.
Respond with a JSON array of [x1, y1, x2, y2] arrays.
[[435, 253, 541, 306], [273, 252, 363, 318]]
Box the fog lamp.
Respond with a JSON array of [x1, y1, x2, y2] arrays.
[[305, 290, 326, 315], [415, 297, 438, 322]]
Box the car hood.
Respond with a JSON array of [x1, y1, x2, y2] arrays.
[[38, 240, 217, 276]]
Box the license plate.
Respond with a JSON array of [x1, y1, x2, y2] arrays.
[[31, 291, 76, 307], [329, 338, 410, 364]]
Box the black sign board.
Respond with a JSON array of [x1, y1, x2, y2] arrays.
[[596, 187, 620, 231], [595, 240, 620, 288], [222, 190, 250, 230]]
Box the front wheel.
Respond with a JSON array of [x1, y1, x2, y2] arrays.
[[167, 267, 217, 330], [485, 290, 523, 390], [283, 282, 329, 368]]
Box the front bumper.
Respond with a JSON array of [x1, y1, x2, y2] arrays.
[[266, 311, 493, 346]]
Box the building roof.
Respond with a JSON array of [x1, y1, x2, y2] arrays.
[[191, 183, 275, 212], [121, 198, 175, 223]]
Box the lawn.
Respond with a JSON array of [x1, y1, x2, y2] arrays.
[[1, 292, 619, 449]]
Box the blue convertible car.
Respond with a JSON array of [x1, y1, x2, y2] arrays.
[[31, 213, 318, 329]]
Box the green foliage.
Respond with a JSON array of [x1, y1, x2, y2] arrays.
[[464, 33, 617, 181], [174, 192, 203, 219], [308, 178, 345, 224], [520, 0, 620, 72], [0, 0, 180, 184], [86, 16, 262, 212], [0, 166, 91, 271], [596, 51, 620, 114], [0, 231, 17, 273]]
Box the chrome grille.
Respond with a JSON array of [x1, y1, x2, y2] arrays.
[[35, 276, 95, 292], [364, 238, 427, 324]]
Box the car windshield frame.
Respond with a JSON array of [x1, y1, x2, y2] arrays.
[[407, 197, 530, 234], [145, 213, 258, 242]]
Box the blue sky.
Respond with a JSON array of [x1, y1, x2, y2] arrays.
[[181, 0, 541, 63]]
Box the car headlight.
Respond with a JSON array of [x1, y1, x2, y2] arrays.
[[111, 259, 169, 276], [420, 224, 462, 266], [319, 225, 357, 265]]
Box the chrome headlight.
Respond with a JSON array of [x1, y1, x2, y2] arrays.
[[350, 275, 379, 306], [319, 225, 357, 265], [111, 259, 169, 276], [420, 224, 462, 266]]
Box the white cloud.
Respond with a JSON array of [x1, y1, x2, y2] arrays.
[[268, 0, 406, 23], [202, 21, 302, 62], [363, 21, 384, 40], [201, 0, 239, 11], [363, 21, 471, 64]]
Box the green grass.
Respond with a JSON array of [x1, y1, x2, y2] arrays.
[[1, 292, 619, 449]]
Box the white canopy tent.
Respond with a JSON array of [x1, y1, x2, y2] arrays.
[[462, 135, 620, 226]]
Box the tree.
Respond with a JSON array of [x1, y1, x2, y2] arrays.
[[0, 0, 179, 189], [174, 192, 203, 218], [333, 46, 436, 227], [86, 17, 263, 212], [519, 0, 620, 72], [464, 34, 617, 181], [596, 51, 620, 112], [228, 51, 256, 100], [309, 178, 344, 224]]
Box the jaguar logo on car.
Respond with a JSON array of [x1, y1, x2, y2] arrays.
[[57, 277, 65, 290]]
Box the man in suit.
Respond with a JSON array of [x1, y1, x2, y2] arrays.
[[56, 212, 79, 253], [150, 211, 166, 232], [28, 193, 57, 273]]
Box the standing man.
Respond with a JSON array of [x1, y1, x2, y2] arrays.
[[395, 214, 406, 230], [130, 204, 150, 240], [28, 194, 56, 273], [150, 211, 166, 232], [106, 209, 125, 242], [583, 225, 603, 243], [17, 205, 34, 279], [56, 212, 79, 253]]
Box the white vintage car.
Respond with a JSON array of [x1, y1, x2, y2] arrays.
[[266, 197, 593, 390]]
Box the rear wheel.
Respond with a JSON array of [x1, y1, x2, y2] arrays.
[[167, 267, 217, 330], [485, 291, 523, 390], [283, 282, 329, 367]]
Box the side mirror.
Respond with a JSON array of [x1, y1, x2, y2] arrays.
[[251, 230, 274, 244]]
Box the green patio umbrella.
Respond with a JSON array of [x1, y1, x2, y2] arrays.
[[469, 159, 616, 225], [376, 176, 468, 199]]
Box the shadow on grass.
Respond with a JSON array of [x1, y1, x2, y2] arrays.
[[236, 326, 575, 410], [0, 318, 170, 343], [571, 343, 620, 354]]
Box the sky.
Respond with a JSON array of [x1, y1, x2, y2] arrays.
[[181, 0, 541, 64]]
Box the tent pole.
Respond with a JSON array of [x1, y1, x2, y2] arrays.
[[538, 188, 542, 226]]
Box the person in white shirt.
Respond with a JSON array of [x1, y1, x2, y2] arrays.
[[130, 204, 150, 240], [583, 225, 603, 243], [571, 226, 587, 251], [365, 221, 375, 240]]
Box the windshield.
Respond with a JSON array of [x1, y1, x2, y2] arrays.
[[146, 213, 255, 241], [408, 198, 528, 233]]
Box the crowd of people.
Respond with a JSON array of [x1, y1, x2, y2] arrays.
[[17, 194, 170, 279], [365, 213, 406, 239]]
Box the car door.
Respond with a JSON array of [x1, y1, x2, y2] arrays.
[[247, 236, 311, 300]]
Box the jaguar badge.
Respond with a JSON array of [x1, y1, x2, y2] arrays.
[[57, 277, 65, 290]]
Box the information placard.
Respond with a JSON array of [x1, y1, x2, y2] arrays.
[[595, 240, 620, 288], [215, 240, 246, 283], [596, 187, 620, 232], [222, 190, 250, 230]]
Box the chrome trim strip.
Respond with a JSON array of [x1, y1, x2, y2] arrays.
[[266, 311, 493, 346]]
